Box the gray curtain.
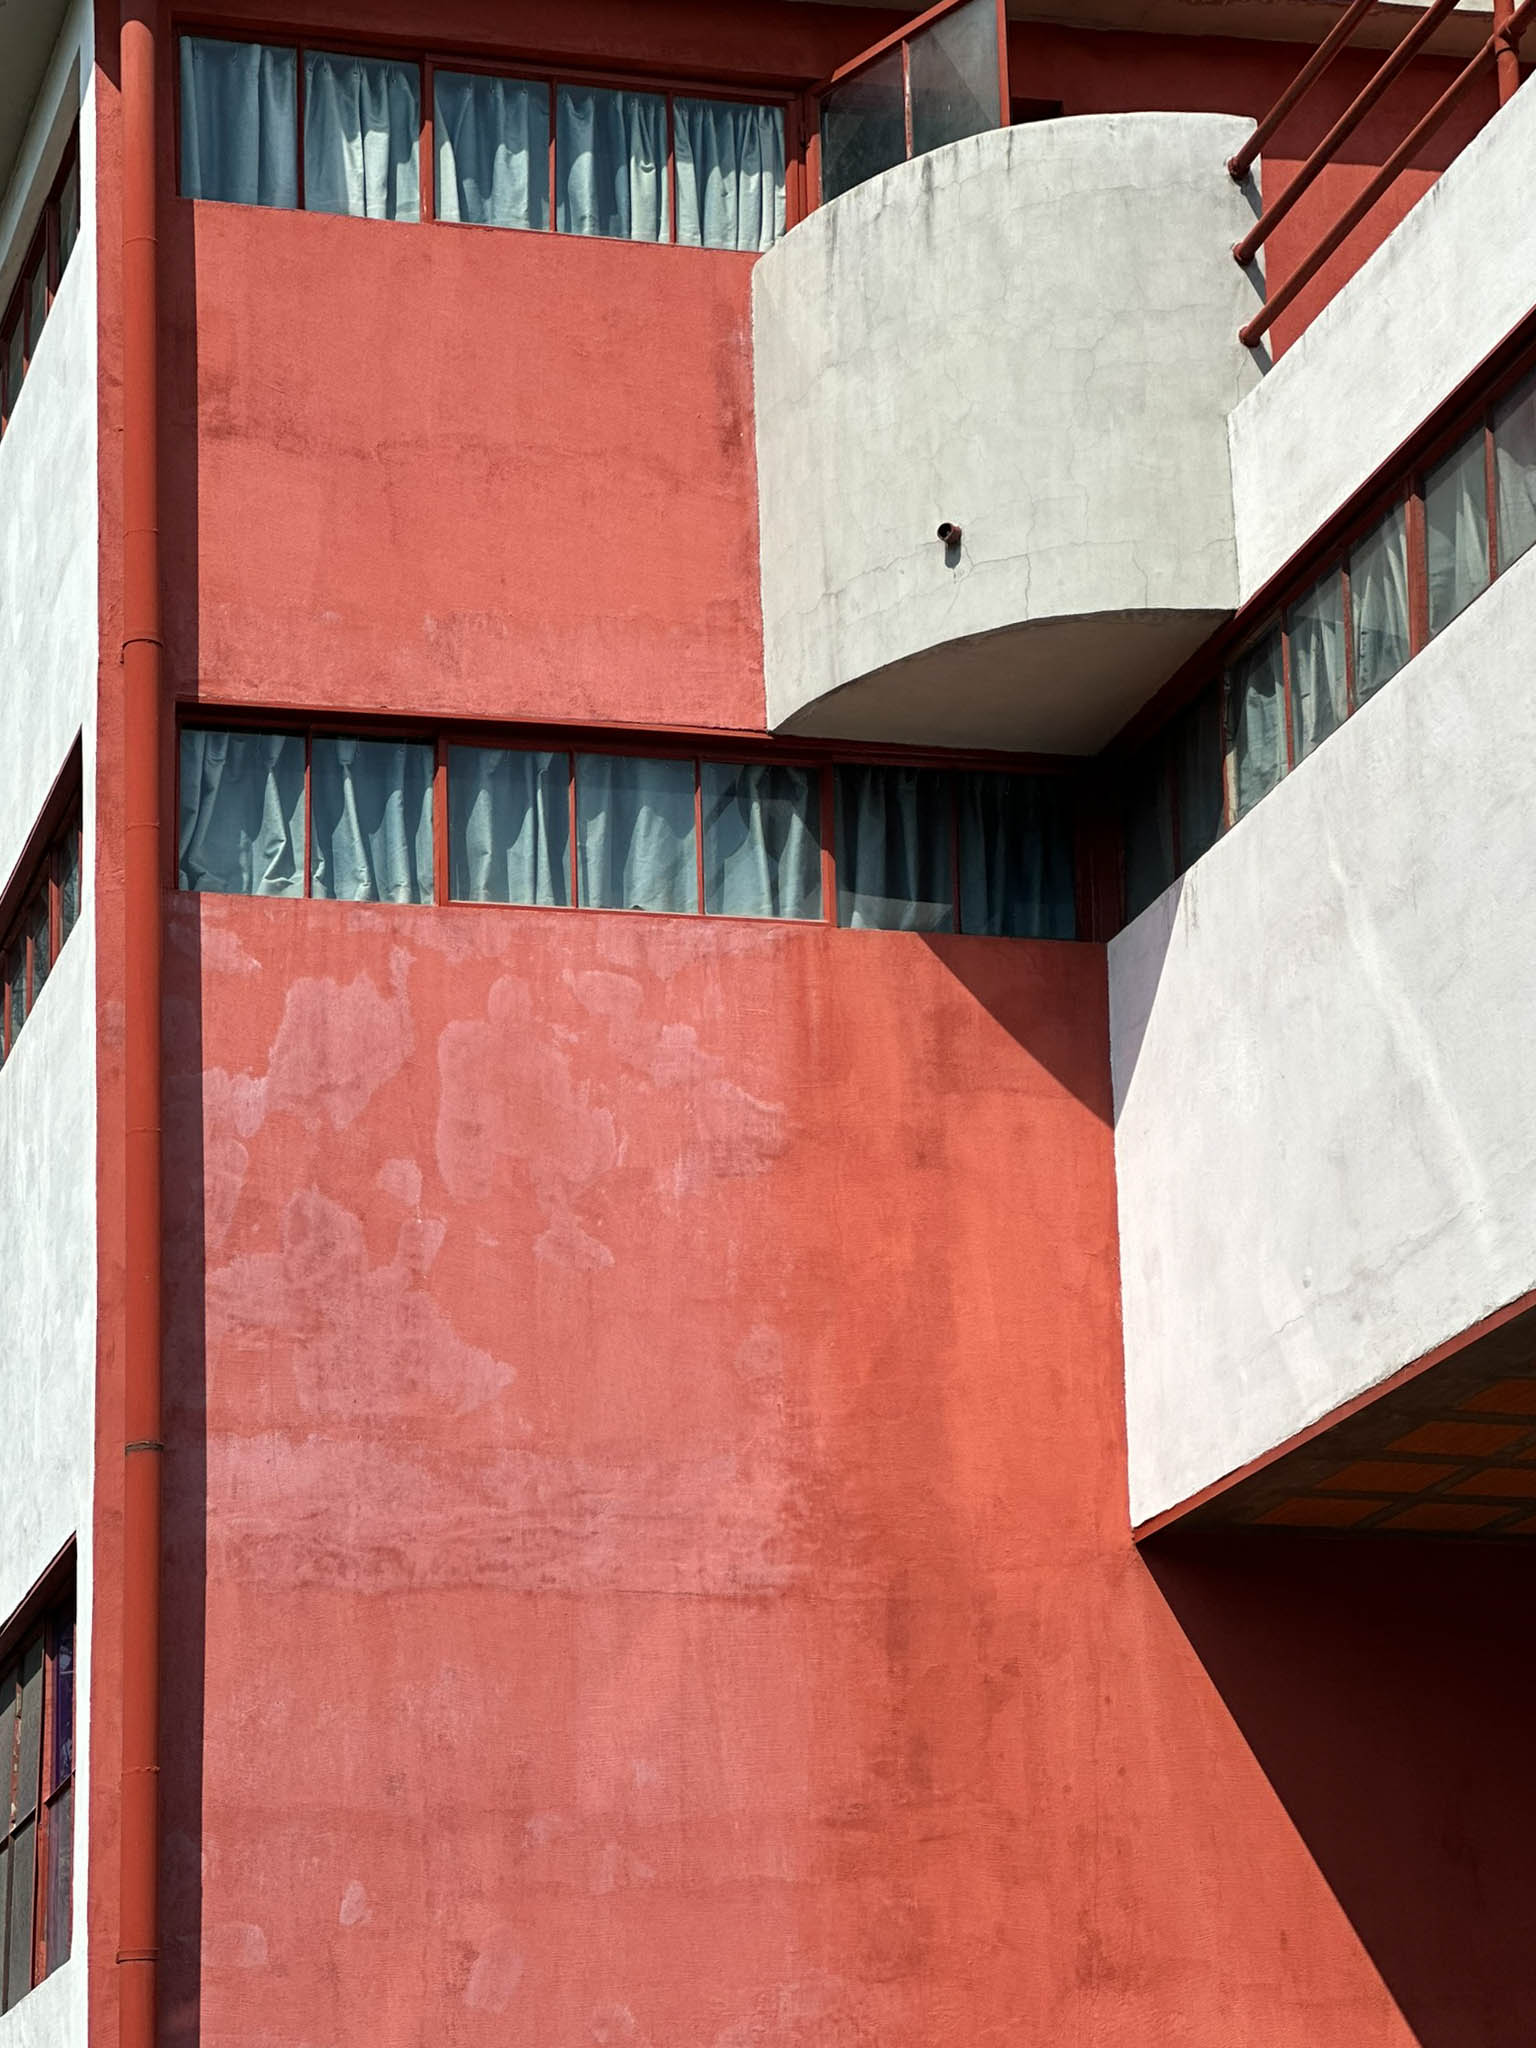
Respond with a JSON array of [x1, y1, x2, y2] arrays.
[[675, 98, 786, 252], [1225, 629, 1285, 824], [180, 36, 298, 207], [310, 737, 434, 902], [701, 763, 820, 919], [556, 87, 668, 242], [956, 773, 1075, 938], [449, 746, 570, 905], [576, 754, 697, 912], [435, 71, 550, 230], [178, 729, 305, 896], [1425, 431, 1490, 637], [1288, 567, 1348, 764], [835, 765, 952, 931], [1350, 505, 1410, 704], [304, 51, 420, 221], [1494, 367, 1536, 573]]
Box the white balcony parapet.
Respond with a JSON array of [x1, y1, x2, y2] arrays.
[[752, 113, 1261, 755]]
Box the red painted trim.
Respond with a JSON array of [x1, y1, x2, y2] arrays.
[[118, 12, 163, 2048], [820, 0, 980, 92], [1132, 1281, 1536, 1540]]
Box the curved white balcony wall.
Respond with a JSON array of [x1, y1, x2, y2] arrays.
[[752, 114, 1261, 754]]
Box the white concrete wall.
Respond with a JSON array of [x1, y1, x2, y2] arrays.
[[1231, 73, 1536, 599], [752, 115, 1261, 754], [0, 5, 96, 2039], [1110, 540, 1536, 1528]]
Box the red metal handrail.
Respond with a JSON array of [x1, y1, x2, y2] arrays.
[[1238, 0, 1535, 349], [1227, 0, 1381, 182]]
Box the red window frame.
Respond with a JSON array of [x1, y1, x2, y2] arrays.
[[0, 748, 83, 1070], [807, 0, 1010, 208], [0, 128, 81, 441], [175, 710, 1086, 940], [173, 23, 808, 236], [0, 1552, 74, 2013]]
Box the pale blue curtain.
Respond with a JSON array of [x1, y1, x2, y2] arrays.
[[956, 773, 1075, 938], [435, 71, 550, 230], [1288, 567, 1348, 764], [701, 763, 820, 919], [835, 766, 952, 931], [1225, 629, 1285, 823], [1494, 368, 1536, 572], [449, 746, 569, 904], [310, 737, 434, 902], [304, 52, 420, 221], [179, 36, 298, 207], [1350, 505, 1410, 704], [556, 87, 668, 242], [675, 98, 785, 251], [576, 755, 697, 912], [1425, 430, 1490, 637], [178, 729, 305, 896]]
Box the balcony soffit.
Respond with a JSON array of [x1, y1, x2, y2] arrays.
[[0, 0, 69, 204]]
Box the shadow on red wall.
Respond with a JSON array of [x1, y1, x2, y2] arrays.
[[1145, 1529, 1536, 2048]]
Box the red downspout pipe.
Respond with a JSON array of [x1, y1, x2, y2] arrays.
[[118, 6, 163, 2048]]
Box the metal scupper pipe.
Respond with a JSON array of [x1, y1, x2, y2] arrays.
[[118, 6, 163, 2048]]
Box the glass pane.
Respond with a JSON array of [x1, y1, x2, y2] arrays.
[[0, 1668, 17, 1817], [4, 318, 24, 421], [58, 825, 80, 945], [555, 87, 668, 242], [1350, 504, 1410, 704], [310, 737, 434, 903], [956, 773, 1075, 939], [1426, 431, 1490, 638], [675, 98, 786, 252], [1493, 367, 1536, 574], [448, 746, 570, 905], [820, 45, 907, 204], [435, 72, 550, 231], [4, 1821, 33, 2010], [5, 950, 23, 1043], [179, 36, 298, 208], [835, 765, 953, 931], [304, 52, 421, 222], [1173, 685, 1224, 870], [24, 257, 46, 358], [179, 729, 306, 897], [57, 159, 80, 275], [1123, 744, 1173, 922], [43, 1784, 69, 1975], [1288, 567, 1348, 765], [49, 1621, 72, 1796], [702, 763, 821, 921], [576, 755, 697, 913], [909, 0, 1001, 158], [25, 890, 50, 1004], [14, 1642, 42, 1824], [0, 1842, 9, 2010], [1225, 628, 1285, 824]]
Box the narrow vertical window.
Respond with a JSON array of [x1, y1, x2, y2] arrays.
[[701, 762, 822, 919], [24, 887, 50, 1003], [1123, 741, 1174, 921], [1172, 683, 1224, 870], [1349, 505, 1410, 704], [57, 820, 81, 948], [956, 772, 1075, 938], [178, 730, 306, 897], [575, 754, 697, 911], [448, 746, 571, 905], [310, 737, 435, 902], [1224, 628, 1285, 824], [556, 87, 669, 243], [434, 73, 551, 231], [1288, 568, 1348, 765], [835, 765, 953, 931], [3, 314, 24, 423], [1424, 431, 1491, 637], [3, 1640, 43, 2010], [674, 99, 786, 251], [179, 37, 299, 207], [1493, 367, 1536, 575], [23, 253, 47, 361], [304, 53, 421, 222], [41, 1616, 72, 1975], [56, 155, 80, 276]]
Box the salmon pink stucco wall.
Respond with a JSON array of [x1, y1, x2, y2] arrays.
[[156, 896, 1417, 2046]]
